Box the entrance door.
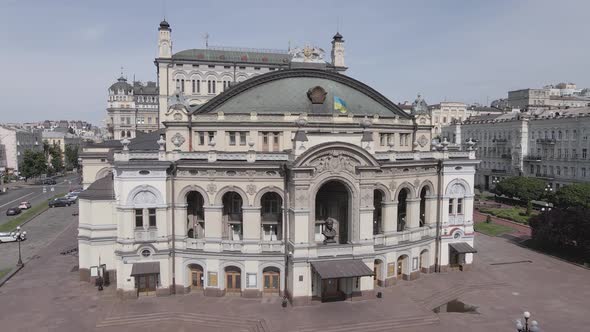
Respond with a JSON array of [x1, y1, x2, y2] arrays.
[[263, 271, 280, 294], [226, 271, 241, 293], [397, 258, 403, 278], [374, 261, 382, 287], [321, 278, 343, 302], [137, 274, 157, 296], [190, 269, 203, 290]]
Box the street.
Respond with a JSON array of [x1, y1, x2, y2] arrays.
[[0, 174, 80, 226]]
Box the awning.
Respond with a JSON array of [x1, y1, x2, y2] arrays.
[[311, 259, 374, 279], [130, 262, 160, 276], [449, 242, 477, 254]]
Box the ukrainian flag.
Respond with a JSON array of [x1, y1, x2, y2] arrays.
[[334, 96, 349, 114]]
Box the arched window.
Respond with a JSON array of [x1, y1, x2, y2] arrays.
[[373, 190, 384, 235], [222, 192, 243, 240], [447, 183, 467, 225], [397, 188, 410, 231], [261, 192, 282, 241], [187, 191, 205, 238]]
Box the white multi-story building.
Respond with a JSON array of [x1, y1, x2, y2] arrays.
[[443, 107, 590, 191], [105, 77, 159, 140], [507, 83, 590, 110], [428, 101, 471, 136], [154, 20, 347, 126], [0, 126, 42, 173], [78, 23, 478, 303]]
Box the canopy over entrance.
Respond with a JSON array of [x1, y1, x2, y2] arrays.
[[130, 262, 160, 276], [449, 242, 477, 254], [311, 259, 373, 279]]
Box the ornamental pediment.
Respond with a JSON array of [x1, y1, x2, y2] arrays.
[[309, 150, 361, 175]]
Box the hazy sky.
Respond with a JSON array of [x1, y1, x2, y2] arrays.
[[1, 0, 589, 125]]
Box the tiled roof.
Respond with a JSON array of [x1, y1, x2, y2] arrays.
[[172, 48, 290, 65], [78, 175, 115, 201]]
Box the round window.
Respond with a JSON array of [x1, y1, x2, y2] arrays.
[[453, 232, 461, 239], [141, 249, 151, 257]]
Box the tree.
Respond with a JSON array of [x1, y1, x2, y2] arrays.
[[552, 183, 590, 209], [485, 215, 492, 224], [49, 145, 64, 174], [64, 144, 79, 170], [19, 150, 47, 179], [495, 176, 546, 214]]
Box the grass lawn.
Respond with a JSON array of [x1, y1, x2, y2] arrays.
[[474, 222, 515, 237], [478, 206, 537, 224], [0, 193, 66, 232], [0, 267, 12, 279]]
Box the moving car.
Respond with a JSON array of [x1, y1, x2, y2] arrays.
[[18, 201, 31, 210], [35, 178, 57, 185], [0, 231, 26, 243], [6, 207, 22, 216], [48, 198, 71, 208]]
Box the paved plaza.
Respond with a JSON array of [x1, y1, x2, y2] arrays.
[[0, 211, 589, 331]]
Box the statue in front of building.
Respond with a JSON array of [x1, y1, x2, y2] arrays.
[[322, 218, 337, 244]]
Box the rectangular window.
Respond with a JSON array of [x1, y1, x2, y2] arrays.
[[530, 165, 534, 174], [148, 208, 156, 227], [224, 65, 231, 69], [448, 199, 454, 214], [181, 79, 185, 93], [198, 132, 205, 145], [583, 168, 587, 177], [208, 65, 215, 68], [380, 134, 386, 146], [239, 132, 247, 146], [135, 209, 143, 228], [583, 149, 588, 159], [254, 67, 261, 70], [208, 131, 215, 143], [273, 132, 279, 150], [262, 132, 269, 152], [148, 117, 152, 124], [229, 131, 236, 146], [239, 66, 246, 70], [457, 198, 463, 214], [196, 80, 200, 93]]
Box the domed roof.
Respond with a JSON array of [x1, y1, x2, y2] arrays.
[[411, 94, 429, 115], [109, 76, 133, 94], [159, 20, 170, 30], [193, 69, 410, 118], [333, 32, 343, 40]]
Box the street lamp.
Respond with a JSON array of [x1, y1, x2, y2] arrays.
[[11, 226, 27, 267], [515, 311, 540, 331], [544, 184, 553, 194]]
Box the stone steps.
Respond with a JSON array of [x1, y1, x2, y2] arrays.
[[96, 311, 268, 331], [418, 281, 507, 309], [293, 314, 439, 332]]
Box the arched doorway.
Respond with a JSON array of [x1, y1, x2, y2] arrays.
[[222, 192, 243, 240], [374, 259, 383, 287], [260, 192, 283, 241], [262, 266, 280, 295], [397, 188, 410, 231], [373, 190, 384, 235], [188, 264, 204, 290], [315, 180, 351, 244], [187, 191, 205, 238], [420, 250, 429, 273], [419, 187, 429, 227], [397, 255, 409, 279], [225, 266, 241, 294]]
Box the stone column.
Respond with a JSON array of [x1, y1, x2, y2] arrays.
[[359, 186, 375, 242], [204, 206, 222, 252], [242, 206, 261, 253], [382, 202, 397, 233], [425, 196, 438, 226], [406, 198, 421, 229]]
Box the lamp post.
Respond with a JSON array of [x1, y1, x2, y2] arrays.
[[544, 184, 553, 195], [515, 311, 540, 331], [12, 226, 27, 267]]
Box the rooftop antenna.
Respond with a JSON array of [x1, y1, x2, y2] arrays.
[[288, 40, 291, 52], [120, 66, 124, 78], [203, 33, 209, 48]]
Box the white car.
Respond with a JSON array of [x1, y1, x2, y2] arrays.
[[0, 232, 22, 243], [18, 201, 31, 210]]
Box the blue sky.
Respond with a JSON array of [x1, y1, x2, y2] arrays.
[[1, 0, 589, 125]]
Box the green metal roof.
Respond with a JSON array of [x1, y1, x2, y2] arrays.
[[194, 69, 410, 118], [172, 48, 290, 65]]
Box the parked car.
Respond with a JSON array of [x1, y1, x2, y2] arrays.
[[64, 194, 78, 204], [18, 201, 31, 210], [48, 198, 71, 208], [6, 207, 22, 216], [0, 232, 27, 243], [35, 178, 57, 185]]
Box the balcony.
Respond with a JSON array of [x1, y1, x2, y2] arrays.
[[537, 138, 556, 145], [524, 155, 542, 161], [491, 169, 507, 174], [500, 154, 511, 160]]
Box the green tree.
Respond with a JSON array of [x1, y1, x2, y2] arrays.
[[19, 150, 47, 179], [551, 183, 590, 209], [49, 145, 64, 173], [42, 140, 50, 159], [495, 176, 546, 214], [64, 144, 79, 170]]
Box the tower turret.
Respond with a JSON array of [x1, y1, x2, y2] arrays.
[[158, 20, 172, 58], [331, 32, 345, 68]]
